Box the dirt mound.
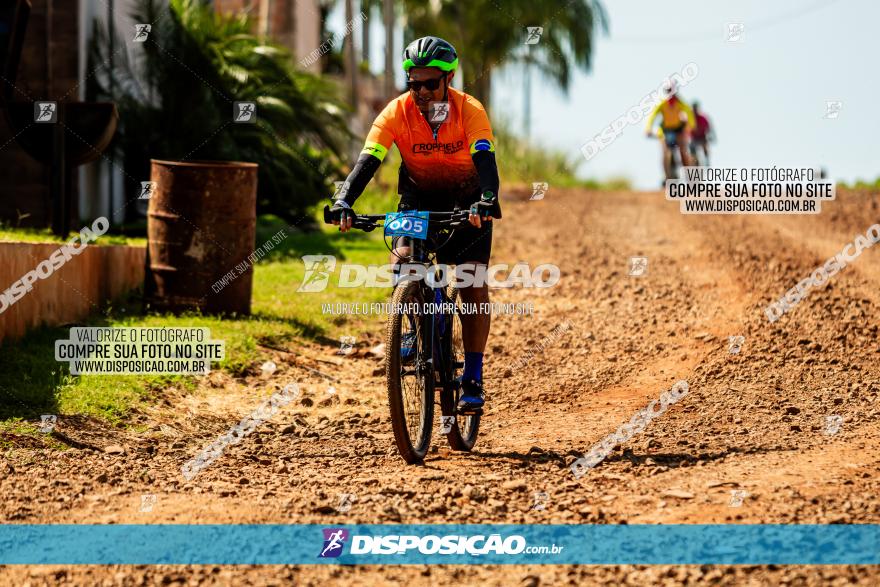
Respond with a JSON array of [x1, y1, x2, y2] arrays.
[[2, 188, 879, 585]]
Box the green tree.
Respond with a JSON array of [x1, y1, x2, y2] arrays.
[[89, 0, 350, 222], [400, 0, 607, 109]]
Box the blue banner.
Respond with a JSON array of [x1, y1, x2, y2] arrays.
[[1, 524, 878, 565]]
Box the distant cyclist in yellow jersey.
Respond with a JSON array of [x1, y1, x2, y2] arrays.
[[645, 80, 696, 176]]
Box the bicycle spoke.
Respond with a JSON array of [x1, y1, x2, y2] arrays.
[[398, 313, 427, 444]]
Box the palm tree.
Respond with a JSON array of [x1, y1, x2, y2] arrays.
[[383, 0, 396, 99], [400, 0, 607, 110], [344, 0, 358, 106], [361, 0, 375, 68]]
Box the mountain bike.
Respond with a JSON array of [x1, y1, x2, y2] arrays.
[[323, 206, 480, 464], [649, 127, 685, 181]]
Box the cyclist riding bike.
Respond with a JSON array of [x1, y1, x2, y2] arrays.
[[689, 101, 714, 166], [328, 36, 501, 414], [644, 80, 696, 175]]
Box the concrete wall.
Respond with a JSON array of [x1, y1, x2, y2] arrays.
[[0, 242, 145, 345]]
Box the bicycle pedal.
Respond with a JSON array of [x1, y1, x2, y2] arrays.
[[456, 406, 482, 416]]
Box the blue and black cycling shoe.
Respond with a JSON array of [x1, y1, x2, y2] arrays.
[[400, 330, 417, 364], [456, 379, 485, 414]]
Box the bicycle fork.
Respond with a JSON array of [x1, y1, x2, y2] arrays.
[[429, 288, 464, 399]]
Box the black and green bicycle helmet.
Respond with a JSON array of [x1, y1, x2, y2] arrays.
[[402, 36, 458, 73]]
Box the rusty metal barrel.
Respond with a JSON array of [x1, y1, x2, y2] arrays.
[[145, 159, 258, 314]]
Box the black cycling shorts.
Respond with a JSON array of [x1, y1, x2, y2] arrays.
[[436, 221, 493, 265], [397, 189, 493, 265]]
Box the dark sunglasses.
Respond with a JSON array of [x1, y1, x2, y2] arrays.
[[406, 75, 447, 92]]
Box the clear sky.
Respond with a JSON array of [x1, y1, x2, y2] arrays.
[[340, 0, 878, 189]]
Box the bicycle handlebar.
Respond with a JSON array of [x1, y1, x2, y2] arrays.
[[322, 205, 471, 232]]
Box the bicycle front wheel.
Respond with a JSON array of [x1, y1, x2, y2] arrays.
[[385, 280, 434, 464]]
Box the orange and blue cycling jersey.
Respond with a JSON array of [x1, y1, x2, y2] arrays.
[[645, 96, 696, 133], [361, 87, 495, 193], [334, 85, 500, 221]]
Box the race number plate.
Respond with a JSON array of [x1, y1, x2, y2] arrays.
[[384, 211, 429, 240]]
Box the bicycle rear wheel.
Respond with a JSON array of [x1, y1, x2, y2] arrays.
[[385, 280, 434, 463], [441, 285, 480, 451]]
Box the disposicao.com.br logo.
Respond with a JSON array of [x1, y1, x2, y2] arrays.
[[317, 528, 563, 558], [318, 528, 350, 558], [297, 256, 560, 292]]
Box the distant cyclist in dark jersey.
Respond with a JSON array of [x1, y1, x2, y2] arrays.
[[328, 36, 501, 413], [689, 101, 714, 166]]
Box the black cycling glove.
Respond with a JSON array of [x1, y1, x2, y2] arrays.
[[469, 190, 501, 220], [329, 199, 355, 225]]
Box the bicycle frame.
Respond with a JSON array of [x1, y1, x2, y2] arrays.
[[396, 236, 456, 392]]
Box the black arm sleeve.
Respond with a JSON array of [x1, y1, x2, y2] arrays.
[[471, 150, 501, 218], [335, 153, 382, 207]]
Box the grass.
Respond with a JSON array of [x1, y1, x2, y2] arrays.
[[839, 177, 880, 190], [580, 176, 633, 191], [490, 123, 632, 190], [0, 418, 69, 450], [0, 223, 147, 246], [494, 123, 584, 188], [0, 206, 394, 424]]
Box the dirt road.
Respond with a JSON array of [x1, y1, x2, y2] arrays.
[[2, 187, 880, 585]]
